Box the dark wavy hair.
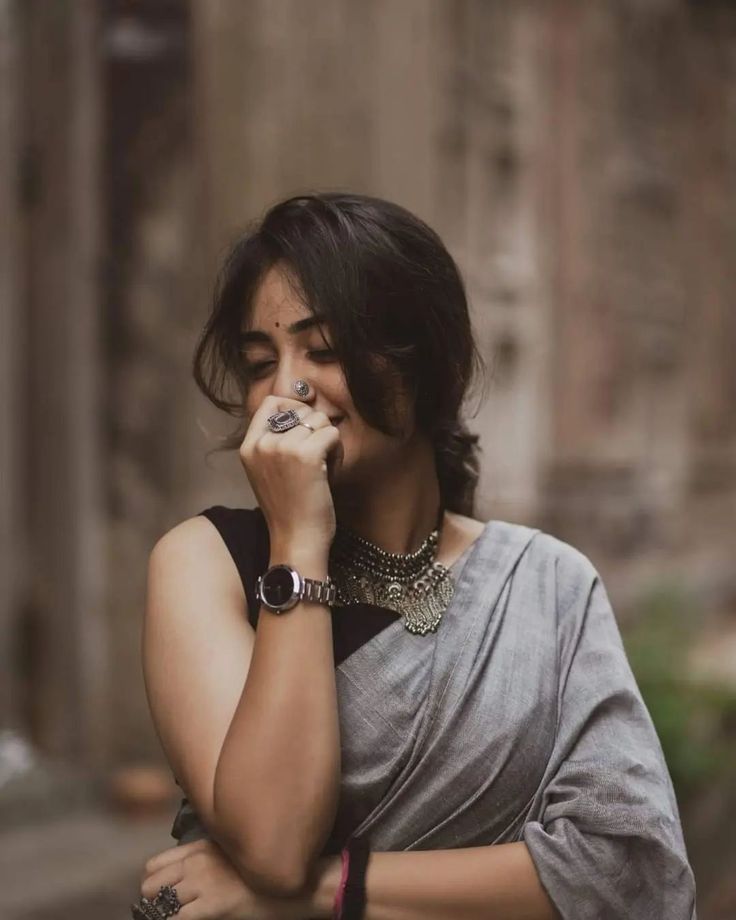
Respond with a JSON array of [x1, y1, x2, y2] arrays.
[[192, 191, 488, 516]]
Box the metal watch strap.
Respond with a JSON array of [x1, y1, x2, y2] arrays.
[[301, 575, 337, 605]]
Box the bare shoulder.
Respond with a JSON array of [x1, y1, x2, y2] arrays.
[[150, 513, 247, 605]]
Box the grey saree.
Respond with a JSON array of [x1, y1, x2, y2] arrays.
[[170, 514, 697, 919]]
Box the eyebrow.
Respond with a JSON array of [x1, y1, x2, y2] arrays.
[[238, 313, 327, 346]]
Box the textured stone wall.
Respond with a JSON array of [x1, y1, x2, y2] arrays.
[[2, 0, 734, 769], [112, 0, 736, 761], [186, 0, 736, 564], [536, 1, 736, 574], [3, 0, 106, 764]]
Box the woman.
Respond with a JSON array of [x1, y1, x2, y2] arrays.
[[135, 193, 696, 919]]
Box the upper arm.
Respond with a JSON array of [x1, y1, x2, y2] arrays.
[[142, 514, 256, 835]]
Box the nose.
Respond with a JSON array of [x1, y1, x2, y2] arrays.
[[272, 359, 315, 405]]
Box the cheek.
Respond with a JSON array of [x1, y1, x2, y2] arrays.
[[243, 387, 266, 427], [244, 375, 271, 405], [326, 369, 350, 405]]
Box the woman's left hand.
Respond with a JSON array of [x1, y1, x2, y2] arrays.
[[139, 838, 312, 920]]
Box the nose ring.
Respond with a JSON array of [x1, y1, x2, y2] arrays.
[[293, 378, 311, 399]]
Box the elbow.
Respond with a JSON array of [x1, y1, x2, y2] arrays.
[[251, 867, 309, 899], [229, 845, 309, 898], [211, 809, 308, 898], [212, 794, 312, 896]]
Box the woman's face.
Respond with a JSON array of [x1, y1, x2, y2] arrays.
[[240, 262, 415, 487]]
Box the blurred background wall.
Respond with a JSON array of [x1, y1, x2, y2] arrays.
[[1, 0, 735, 916]]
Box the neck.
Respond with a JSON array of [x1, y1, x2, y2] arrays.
[[332, 433, 442, 554]]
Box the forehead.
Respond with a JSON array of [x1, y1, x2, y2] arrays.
[[246, 264, 311, 329]]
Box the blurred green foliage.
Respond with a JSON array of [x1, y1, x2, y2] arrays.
[[622, 582, 736, 805]]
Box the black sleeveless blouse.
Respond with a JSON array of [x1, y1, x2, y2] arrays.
[[198, 504, 401, 662], [170, 504, 401, 855]]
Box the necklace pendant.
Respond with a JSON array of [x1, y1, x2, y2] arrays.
[[400, 572, 455, 635], [328, 517, 455, 634], [374, 581, 403, 608]]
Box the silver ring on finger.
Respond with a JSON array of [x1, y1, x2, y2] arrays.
[[131, 883, 182, 918], [266, 408, 301, 433], [299, 420, 316, 432]]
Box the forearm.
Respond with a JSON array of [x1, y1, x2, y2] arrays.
[[213, 541, 341, 892], [303, 842, 559, 920]]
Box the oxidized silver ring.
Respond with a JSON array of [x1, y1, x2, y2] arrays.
[[293, 378, 311, 399], [266, 408, 301, 433], [130, 884, 182, 918]]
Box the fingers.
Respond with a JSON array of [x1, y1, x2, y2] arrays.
[[140, 840, 211, 911], [256, 416, 341, 463], [295, 409, 332, 433], [140, 861, 197, 910], [143, 839, 209, 876], [286, 423, 343, 480], [295, 421, 341, 461], [242, 395, 313, 451], [246, 407, 337, 458], [280, 409, 333, 437]]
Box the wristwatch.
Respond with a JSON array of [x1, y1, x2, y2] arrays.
[[256, 564, 337, 613]]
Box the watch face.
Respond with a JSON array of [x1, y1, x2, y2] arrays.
[[261, 565, 299, 611]]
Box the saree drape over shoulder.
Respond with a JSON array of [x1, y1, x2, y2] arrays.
[[170, 515, 697, 919]]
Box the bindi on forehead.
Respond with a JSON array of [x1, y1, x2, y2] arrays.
[[238, 310, 328, 347]]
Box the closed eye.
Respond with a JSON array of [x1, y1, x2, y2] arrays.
[[243, 349, 336, 378], [308, 348, 335, 362], [245, 360, 275, 378]]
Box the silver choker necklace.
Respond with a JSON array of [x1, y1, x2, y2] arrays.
[[329, 509, 455, 635]]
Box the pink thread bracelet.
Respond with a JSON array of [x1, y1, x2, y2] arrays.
[[332, 845, 351, 919]]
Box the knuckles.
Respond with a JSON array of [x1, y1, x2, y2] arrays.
[[185, 850, 208, 870], [238, 413, 342, 477], [141, 840, 213, 891]]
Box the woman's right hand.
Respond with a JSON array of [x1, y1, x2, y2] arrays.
[[239, 395, 344, 550]]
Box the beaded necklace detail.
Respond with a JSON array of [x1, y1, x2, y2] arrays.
[[329, 508, 454, 635]]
